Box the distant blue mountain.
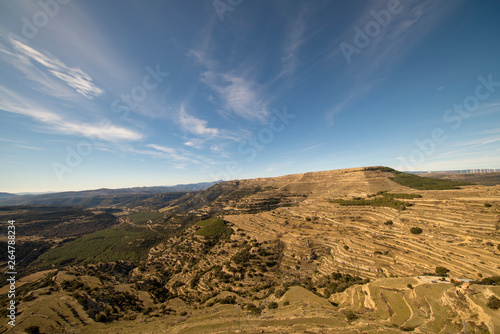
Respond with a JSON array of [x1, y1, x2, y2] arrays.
[[0, 192, 17, 199], [0, 181, 221, 207]]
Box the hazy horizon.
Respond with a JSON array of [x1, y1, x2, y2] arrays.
[[3, 166, 500, 194]]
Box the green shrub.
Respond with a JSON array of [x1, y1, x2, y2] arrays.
[[400, 326, 416, 332], [343, 245, 350, 251], [195, 218, 232, 238], [246, 303, 262, 315], [268, 302, 278, 309], [231, 246, 252, 265], [475, 276, 500, 285], [384, 220, 393, 225], [345, 310, 358, 322], [274, 289, 285, 298], [283, 300, 290, 306], [25, 326, 40, 334], [486, 295, 500, 309], [410, 227, 423, 234], [484, 203, 492, 207], [95, 312, 108, 322], [435, 266, 450, 276], [407, 283, 413, 289]]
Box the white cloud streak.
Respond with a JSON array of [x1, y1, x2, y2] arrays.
[[0, 86, 142, 141], [127, 143, 206, 167], [145, 144, 176, 154], [280, 15, 306, 77], [178, 105, 219, 137], [188, 50, 269, 122], [6, 38, 103, 99], [201, 71, 269, 122]]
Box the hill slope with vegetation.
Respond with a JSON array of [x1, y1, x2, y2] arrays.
[[1, 167, 499, 333]]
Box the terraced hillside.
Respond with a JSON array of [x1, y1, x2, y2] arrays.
[[1, 167, 499, 333]]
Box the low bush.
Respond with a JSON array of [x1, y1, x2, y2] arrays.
[[388, 171, 470, 190], [25, 326, 40, 334], [246, 303, 262, 315], [435, 266, 450, 276], [345, 310, 358, 322], [410, 227, 423, 234], [487, 295, 500, 309], [268, 302, 278, 309], [274, 289, 285, 298]]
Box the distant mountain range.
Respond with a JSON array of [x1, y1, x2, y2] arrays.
[[0, 181, 220, 207], [2, 169, 499, 207], [0, 192, 17, 199]]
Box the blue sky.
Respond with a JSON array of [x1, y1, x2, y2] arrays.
[[1, 0, 500, 193]]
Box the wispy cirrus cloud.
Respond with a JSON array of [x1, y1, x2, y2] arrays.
[[0, 86, 142, 141], [325, 1, 462, 125], [477, 127, 500, 135], [127, 143, 209, 169], [15, 144, 43, 150], [183, 138, 207, 150], [280, 11, 306, 78], [278, 1, 326, 78], [448, 135, 500, 150], [189, 50, 269, 122], [176, 104, 245, 152], [178, 105, 219, 137], [201, 71, 269, 122], [145, 143, 176, 154], [55, 121, 142, 141], [3, 37, 103, 99]]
